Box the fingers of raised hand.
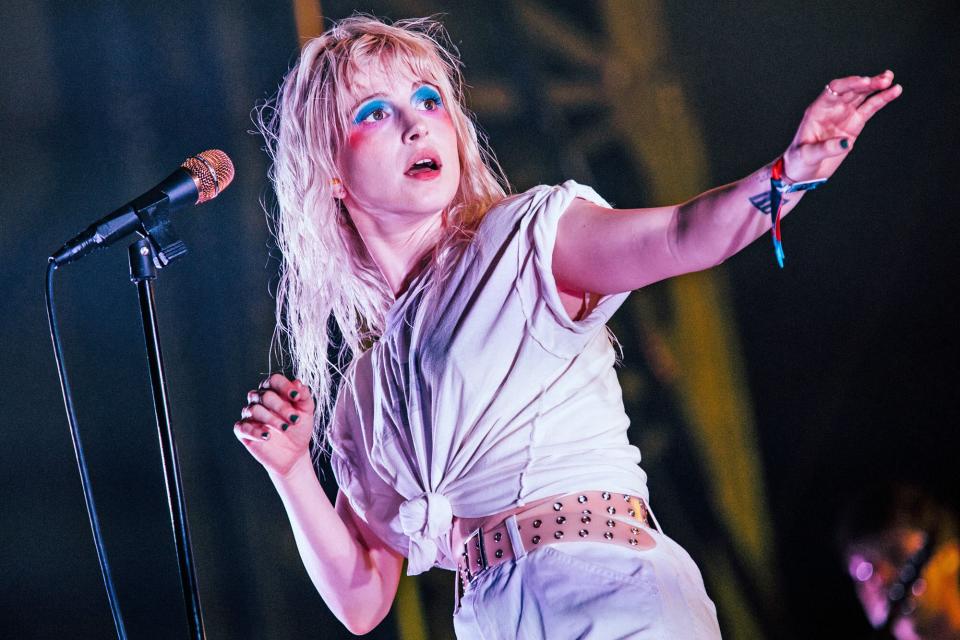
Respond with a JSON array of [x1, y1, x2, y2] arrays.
[[823, 75, 867, 101], [259, 372, 293, 393], [259, 373, 314, 411], [243, 401, 291, 431], [234, 418, 273, 443], [857, 82, 903, 120], [824, 71, 892, 101], [248, 388, 287, 418], [249, 390, 309, 428]]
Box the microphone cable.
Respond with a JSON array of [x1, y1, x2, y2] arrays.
[[45, 260, 128, 640]]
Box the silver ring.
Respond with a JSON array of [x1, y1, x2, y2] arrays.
[[824, 84, 841, 97]]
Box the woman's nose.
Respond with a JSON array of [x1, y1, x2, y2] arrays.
[[403, 114, 429, 143]]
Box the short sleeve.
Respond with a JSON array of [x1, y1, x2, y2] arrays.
[[511, 180, 630, 358]]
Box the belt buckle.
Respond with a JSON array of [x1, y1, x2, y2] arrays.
[[461, 526, 488, 583], [455, 526, 486, 614]]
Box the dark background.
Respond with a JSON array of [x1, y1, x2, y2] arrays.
[[1, 1, 957, 638]]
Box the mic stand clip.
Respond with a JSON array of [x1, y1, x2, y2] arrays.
[[136, 200, 187, 268]]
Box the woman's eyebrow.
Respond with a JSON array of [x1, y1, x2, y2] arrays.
[[350, 92, 387, 112], [412, 79, 438, 90]]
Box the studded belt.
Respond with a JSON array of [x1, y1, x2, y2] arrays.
[[456, 490, 658, 591]]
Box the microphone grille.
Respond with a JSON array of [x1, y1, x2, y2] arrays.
[[181, 149, 235, 203]]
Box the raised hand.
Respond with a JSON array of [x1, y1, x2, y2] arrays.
[[783, 70, 902, 183], [234, 373, 316, 477]]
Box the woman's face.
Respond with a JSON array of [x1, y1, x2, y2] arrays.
[[336, 63, 461, 227]]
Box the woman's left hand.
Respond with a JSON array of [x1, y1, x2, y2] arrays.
[[783, 70, 902, 182]]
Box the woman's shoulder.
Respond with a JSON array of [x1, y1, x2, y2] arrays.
[[473, 184, 555, 240], [476, 180, 609, 238], [483, 184, 553, 219]]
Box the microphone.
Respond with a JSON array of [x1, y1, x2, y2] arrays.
[[50, 150, 235, 266]]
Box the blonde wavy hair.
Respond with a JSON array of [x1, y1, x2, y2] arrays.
[[256, 15, 508, 450]]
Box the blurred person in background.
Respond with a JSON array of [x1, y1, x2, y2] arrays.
[[838, 484, 960, 639]]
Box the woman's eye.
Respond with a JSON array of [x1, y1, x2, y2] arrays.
[[413, 87, 443, 111], [354, 102, 391, 125]]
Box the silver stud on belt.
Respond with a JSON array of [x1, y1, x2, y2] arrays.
[[533, 493, 646, 547]]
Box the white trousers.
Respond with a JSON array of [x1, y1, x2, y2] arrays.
[[453, 522, 722, 639]]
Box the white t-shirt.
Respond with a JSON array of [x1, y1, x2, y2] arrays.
[[329, 181, 648, 575]]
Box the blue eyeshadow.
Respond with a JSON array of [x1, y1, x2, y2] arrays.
[[412, 86, 442, 104], [354, 100, 389, 124]]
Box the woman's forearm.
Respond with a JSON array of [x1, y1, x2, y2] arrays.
[[669, 160, 805, 272], [556, 160, 811, 294], [268, 453, 392, 634]]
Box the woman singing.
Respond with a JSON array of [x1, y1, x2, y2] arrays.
[[236, 15, 900, 638]]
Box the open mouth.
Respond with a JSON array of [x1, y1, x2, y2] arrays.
[[405, 156, 441, 176]]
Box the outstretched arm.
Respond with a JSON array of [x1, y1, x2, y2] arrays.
[[554, 71, 902, 295]]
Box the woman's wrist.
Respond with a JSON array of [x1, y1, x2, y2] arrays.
[[781, 144, 835, 184], [268, 450, 315, 485], [779, 152, 803, 184]]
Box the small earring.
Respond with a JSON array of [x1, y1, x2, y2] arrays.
[[330, 178, 341, 186]]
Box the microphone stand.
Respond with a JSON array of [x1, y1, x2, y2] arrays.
[[128, 237, 205, 640]]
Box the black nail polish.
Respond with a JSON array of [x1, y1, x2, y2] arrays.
[[281, 423, 289, 431], [290, 414, 300, 423], [840, 138, 849, 149], [290, 390, 299, 399]]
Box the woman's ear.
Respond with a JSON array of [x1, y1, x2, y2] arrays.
[[330, 177, 346, 199]]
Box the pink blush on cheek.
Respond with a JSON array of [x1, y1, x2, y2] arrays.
[[425, 109, 453, 125], [347, 127, 373, 149]]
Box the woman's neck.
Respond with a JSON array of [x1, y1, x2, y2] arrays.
[[349, 209, 444, 298]]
